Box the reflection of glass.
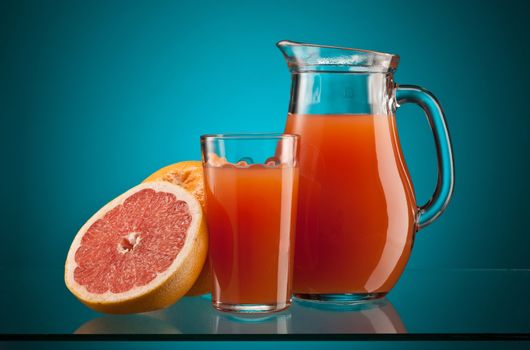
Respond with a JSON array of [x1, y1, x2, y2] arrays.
[[74, 314, 180, 334], [150, 295, 293, 334], [290, 298, 406, 333], [213, 312, 292, 334], [201, 133, 300, 313]]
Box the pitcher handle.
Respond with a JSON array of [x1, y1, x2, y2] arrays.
[[396, 85, 455, 230]]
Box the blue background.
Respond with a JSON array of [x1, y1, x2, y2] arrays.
[[1, 0, 529, 346], [2, 0, 529, 270]]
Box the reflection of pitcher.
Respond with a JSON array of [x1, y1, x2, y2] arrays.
[[291, 298, 406, 333], [279, 41, 454, 302]]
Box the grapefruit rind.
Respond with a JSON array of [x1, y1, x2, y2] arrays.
[[143, 161, 205, 208], [64, 181, 208, 314]]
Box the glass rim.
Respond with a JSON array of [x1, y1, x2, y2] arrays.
[[200, 132, 300, 141]]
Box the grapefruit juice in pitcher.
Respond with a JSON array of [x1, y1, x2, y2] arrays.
[[279, 41, 454, 302], [284, 113, 416, 295]]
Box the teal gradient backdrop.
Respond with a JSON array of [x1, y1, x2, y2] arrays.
[[1, 0, 529, 274]]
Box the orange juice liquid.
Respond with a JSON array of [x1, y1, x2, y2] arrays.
[[204, 164, 298, 305], [285, 114, 416, 295]]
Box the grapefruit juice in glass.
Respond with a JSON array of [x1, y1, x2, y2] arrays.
[[201, 133, 299, 313], [278, 41, 454, 303]]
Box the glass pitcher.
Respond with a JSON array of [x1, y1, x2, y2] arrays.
[[279, 40, 454, 303]]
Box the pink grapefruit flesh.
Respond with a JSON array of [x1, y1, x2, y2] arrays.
[[65, 182, 208, 314]]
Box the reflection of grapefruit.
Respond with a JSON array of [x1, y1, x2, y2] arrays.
[[143, 161, 211, 296], [75, 314, 180, 334], [64, 182, 207, 314]]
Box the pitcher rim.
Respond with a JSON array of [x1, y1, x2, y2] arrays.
[[277, 40, 398, 58], [277, 40, 400, 73]]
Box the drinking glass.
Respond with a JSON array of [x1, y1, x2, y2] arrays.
[[201, 133, 300, 313]]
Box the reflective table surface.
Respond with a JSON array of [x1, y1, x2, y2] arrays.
[[1, 267, 529, 338]]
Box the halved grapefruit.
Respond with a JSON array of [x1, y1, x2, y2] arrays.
[[143, 161, 211, 296], [64, 182, 207, 314]]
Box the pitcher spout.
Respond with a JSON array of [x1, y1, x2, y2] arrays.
[[276, 40, 399, 73]]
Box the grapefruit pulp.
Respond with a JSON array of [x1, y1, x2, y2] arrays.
[[64, 182, 207, 314]]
